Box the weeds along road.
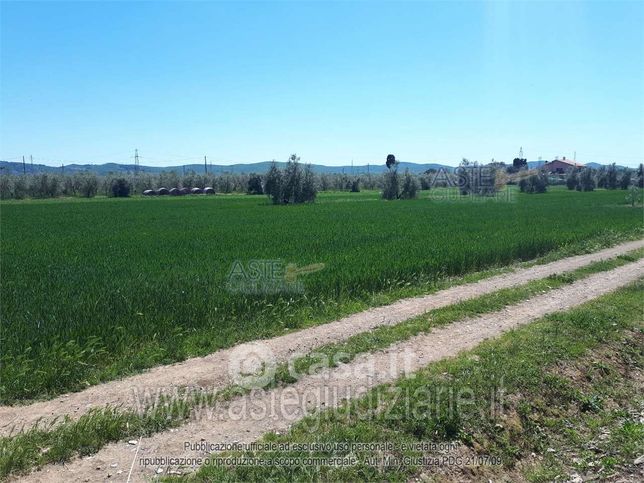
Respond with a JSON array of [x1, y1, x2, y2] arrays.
[[17, 255, 644, 482], [1, 239, 644, 437]]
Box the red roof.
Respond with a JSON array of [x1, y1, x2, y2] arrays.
[[545, 158, 584, 168]]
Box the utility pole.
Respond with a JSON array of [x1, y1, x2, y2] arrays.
[[30, 155, 33, 172], [22, 156, 26, 175], [134, 149, 140, 175], [204, 155, 208, 174]]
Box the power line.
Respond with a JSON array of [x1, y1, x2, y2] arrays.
[[134, 149, 140, 175]]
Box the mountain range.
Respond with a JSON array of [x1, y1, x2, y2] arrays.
[[0, 160, 454, 176], [0, 160, 630, 176]]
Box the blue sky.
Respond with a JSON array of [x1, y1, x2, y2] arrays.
[[1, 1, 643, 168]]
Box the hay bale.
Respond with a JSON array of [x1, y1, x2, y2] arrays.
[[191, 187, 203, 194], [169, 188, 181, 196], [142, 189, 155, 196], [180, 187, 190, 195], [203, 187, 215, 195], [157, 187, 169, 195]]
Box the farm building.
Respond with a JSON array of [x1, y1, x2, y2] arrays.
[[541, 157, 584, 174]]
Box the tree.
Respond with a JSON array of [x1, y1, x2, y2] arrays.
[[519, 174, 548, 194], [606, 163, 618, 189], [301, 164, 317, 202], [247, 174, 263, 195], [109, 178, 131, 197], [596, 167, 608, 189], [638, 164, 644, 188], [566, 170, 579, 190], [619, 170, 631, 190], [386, 154, 397, 170], [264, 156, 316, 205], [350, 179, 360, 192], [74, 173, 98, 198], [576, 168, 595, 192], [282, 154, 303, 203], [457, 161, 497, 196], [512, 157, 528, 171], [400, 170, 419, 199], [264, 161, 283, 204]]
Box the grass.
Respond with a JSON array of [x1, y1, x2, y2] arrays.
[[0, 251, 641, 479], [188, 280, 644, 482], [1, 187, 642, 402]]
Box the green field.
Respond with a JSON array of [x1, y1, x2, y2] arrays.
[[0, 188, 641, 403]]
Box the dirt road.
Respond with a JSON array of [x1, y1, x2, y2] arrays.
[[20, 257, 644, 482], [2, 239, 643, 437]]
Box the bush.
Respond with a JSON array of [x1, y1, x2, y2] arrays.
[[247, 174, 263, 195], [74, 173, 98, 198], [350, 179, 360, 192], [109, 178, 131, 197], [264, 156, 316, 205], [620, 170, 631, 190], [301, 165, 317, 202], [566, 170, 578, 190], [264, 162, 282, 204], [29, 174, 60, 198], [606, 163, 618, 189], [0, 176, 12, 200], [382, 169, 400, 200], [576, 168, 596, 192], [400, 170, 419, 199], [457, 162, 497, 196], [282, 155, 303, 203], [419, 176, 432, 190], [519, 174, 548, 194]]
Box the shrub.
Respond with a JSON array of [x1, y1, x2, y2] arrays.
[[400, 170, 419, 199], [264, 162, 282, 204], [606, 163, 618, 189], [282, 155, 303, 203], [301, 165, 317, 203], [109, 178, 131, 197], [350, 179, 360, 192], [29, 174, 60, 198], [75, 173, 99, 198], [0, 176, 12, 200], [382, 170, 400, 200], [519, 174, 548, 194], [576, 168, 596, 192], [264, 156, 316, 205], [247, 174, 263, 195], [419, 176, 432, 190], [626, 186, 641, 207], [620, 170, 631, 190], [457, 161, 497, 196], [566, 170, 578, 190]]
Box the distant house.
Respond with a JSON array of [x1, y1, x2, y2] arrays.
[[541, 157, 584, 174]]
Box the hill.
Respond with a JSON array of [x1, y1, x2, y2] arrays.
[[0, 160, 454, 176]]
